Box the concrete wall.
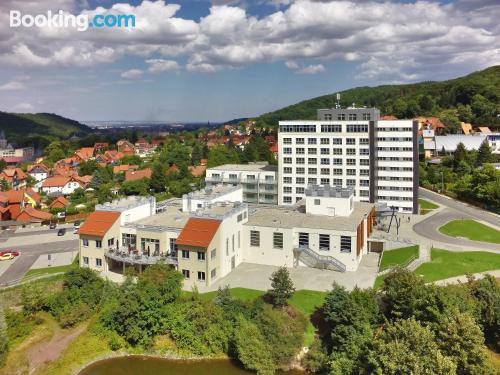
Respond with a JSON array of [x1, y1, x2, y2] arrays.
[[305, 195, 353, 217]]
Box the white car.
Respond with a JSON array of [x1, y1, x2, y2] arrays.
[[56, 212, 66, 219]]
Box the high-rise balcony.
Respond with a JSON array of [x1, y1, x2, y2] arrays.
[[105, 248, 178, 266]]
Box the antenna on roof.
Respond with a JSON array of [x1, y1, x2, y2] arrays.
[[335, 93, 341, 109]]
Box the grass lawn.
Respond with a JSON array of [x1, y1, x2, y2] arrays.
[[419, 199, 439, 210], [439, 220, 500, 244], [22, 263, 76, 280], [184, 287, 326, 347], [414, 248, 500, 282], [379, 245, 419, 271]]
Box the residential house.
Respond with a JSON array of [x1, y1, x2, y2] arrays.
[[0, 189, 25, 220], [50, 196, 70, 209], [93, 143, 109, 153], [0, 168, 27, 190], [113, 164, 139, 174], [41, 176, 83, 196], [27, 164, 49, 182], [74, 147, 95, 163], [117, 140, 135, 155], [16, 206, 53, 223], [125, 168, 152, 182]]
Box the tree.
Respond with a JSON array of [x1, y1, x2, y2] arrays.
[[120, 154, 143, 166], [234, 316, 276, 374], [453, 142, 467, 168], [0, 159, 6, 173], [0, 308, 8, 366], [88, 170, 103, 190], [207, 144, 240, 168], [477, 139, 494, 165], [150, 162, 167, 193], [78, 159, 99, 176], [0, 179, 10, 192], [440, 114, 461, 134], [419, 95, 435, 113], [457, 104, 474, 123], [191, 142, 204, 166], [120, 179, 150, 196], [367, 318, 456, 375], [268, 266, 295, 308]]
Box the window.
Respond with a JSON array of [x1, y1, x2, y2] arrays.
[[333, 168, 342, 175], [347, 148, 356, 155], [296, 138, 305, 144], [321, 124, 341, 132], [273, 232, 283, 249], [169, 238, 178, 253], [283, 177, 292, 184], [348, 113, 357, 121], [320, 148, 330, 155], [198, 251, 205, 261], [283, 186, 292, 193], [107, 238, 114, 247], [299, 232, 309, 248], [237, 213, 243, 222], [321, 168, 329, 175], [211, 249, 216, 260], [296, 177, 305, 184], [95, 240, 102, 248], [211, 268, 217, 279], [182, 250, 190, 259], [320, 158, 330, 165], [283, 196, 292, 204], [198, 271, 206, 281], [296, 167, 305, 174], [283, 147, 292, 154], [320, 178, 330, 185], [308, 148, 317, 155], [141, 238, 160, 253], [308, 168, 317, 174], [337, 114, 345, 120], [347, 179, 356, 186], [360, 159, 369, 166], [341, 236, 352, 253], [250, 230, 260, 247], [320, 138, 329, 145], [122, 233, 136, 248], [324, 113, 332, 120], [284, 157, 292, 164], [283, 137, 292, 144], [283, 167, 292, 174], [332, 138, 342, 145], [82, 238, 89, 247], [333, 148, 342, 155], [308, 177, 317, 185], [96, 258, 102, 267], [360, 149, 369, 155], [314, 199, 321, 205], [319, 234, 330, 251], [333, 178, 343, 186], [333, 158, 342, 165], [346, 124, 368, 132], [347, 169, 356, 176], [308, 138, 317, 145], [360, 169, 369, 176], [359, 138, 369, 145], [296, 187, 305, 194], [83, 256, 89, 265], [296, 147, 305, 154], [308, 158, 317, 164], [347, 159, 356, 165], [362, 113, 371, 120], [182, 269, 190, 279], [346, 138, 355, 145], [296, 157, 305, 164]]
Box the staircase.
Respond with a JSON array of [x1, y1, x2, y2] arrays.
[[294, 246, 346, 272]]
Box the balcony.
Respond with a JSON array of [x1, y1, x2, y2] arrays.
[[243, 186, 258, 193], [259, 179, 277, 185], [259, 186, 278, 194], [205, 176, 223, 183], [223, 177, 241, 184], [105, 248, 178, 266], [258, 197, 278, 204]]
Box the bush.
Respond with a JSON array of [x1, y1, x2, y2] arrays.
[[0, 309, 8, 366], [58, 302, 92, 328]]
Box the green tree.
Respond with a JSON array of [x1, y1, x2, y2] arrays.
[[191, 142, 204, 165], [477, 139, 494, 165], [268, 266, 295, 308], [418, 95, 435, 113], [88, 169, 103, 190], [207, 144, 240, 168], [234, 316, 276, 374], [0, 159, 7, 173], [0, 179, 10, 192], [367, 318, 456, 375], [120, 179, 150, 196], [457, 104, 474, 123], [453, 142, 468, 168], [150, 162, 167, 193], [120, 154, 143, 166], [78, 159, 99, 176], [440, 114, 461, 134]]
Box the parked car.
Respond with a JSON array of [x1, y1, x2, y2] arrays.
[[57, 228, 66, 236], [49, 222, 57, 229], [0, 253, 14, 261], [57, 212, 66, 219], [0, 251, 19, 257], [73, 221, 81, 227], [73, 227, 79, 234]]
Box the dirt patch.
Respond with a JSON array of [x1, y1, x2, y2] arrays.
[[27, 324, 87, 374]]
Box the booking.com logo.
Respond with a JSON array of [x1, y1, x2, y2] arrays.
[[10, 10, 136, 32]]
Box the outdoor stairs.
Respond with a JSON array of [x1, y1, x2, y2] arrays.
[[294, 246, 346, 272]]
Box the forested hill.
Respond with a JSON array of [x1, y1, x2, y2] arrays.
[[256, 65, 500, 129], [0, 112, 91, 148]]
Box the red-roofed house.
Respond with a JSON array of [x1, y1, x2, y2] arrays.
[[50, 196, 70, 209], [93, 142, 109, 153], [16, 206, 53, 223], [125, 168, 152, 182], [27, 163, 49, 182], [79, 211, 121, 272], [113, 164, 138, 174], [0, 168, 27, 190], [41, 176, 83, 196], [74, 147, 95, 162], [381, 115, 398, 120], [0, 189, 24, 220], [117, 140, 135, 155]]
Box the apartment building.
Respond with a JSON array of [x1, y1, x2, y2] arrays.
[[278, 107, 418, 213], [205, 162, 278, 204]]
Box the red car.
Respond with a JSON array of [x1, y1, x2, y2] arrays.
[[0, 251, 20, 257]]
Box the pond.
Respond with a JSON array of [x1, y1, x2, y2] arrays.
[[79, 355, 306, 375]]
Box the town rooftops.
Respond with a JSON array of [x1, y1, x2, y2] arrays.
[[175, 218, 221, 248], [125, 168, 152, 181], [245, 202, 373, 232], [207, 162, 278, 172], [42, 176, 72, 187], [16, 206, 53, 222], [79, 211, 121, 237], [305, 185, 354, 198]]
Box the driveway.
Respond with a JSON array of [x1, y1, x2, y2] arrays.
[[0, 239, 78, 286], [198, 253, 380, 293]]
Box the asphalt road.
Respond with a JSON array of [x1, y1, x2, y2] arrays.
[[414, 188, 500, 251], [0, 239, 78, 286]]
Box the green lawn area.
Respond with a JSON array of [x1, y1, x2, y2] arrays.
[[419, 198, 439, 210], [379, 245, 419, 271], [439, 219, 500, 244], [414, 248, 500, 282], [22, 263, 76, 280], [184, 287, 326, 347]]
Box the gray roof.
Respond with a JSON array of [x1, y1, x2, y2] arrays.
[[183, 184, 240, 200], [131, 204, 188, 231], [434, 135, 486, 152], [207, 163, 278, 172], [245, 202, 373, 232], [305, 185, 353, 198]]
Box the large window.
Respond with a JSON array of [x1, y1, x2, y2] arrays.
[[273, 232, 283, 249], [82, 239, 89, 247], [211, 249, 216, 260], [341, 236, 352, 253], [197, 251, 205, 261], [250, 230, 260, 247], [96, 258, 102, 267], [141, 238, 160, 253], [319, 234, 330, 251], [95, 240, 102, 248], [321, 124, 342, 132], [122, 233, 136, 248], [182, 250, 189, 259], [182, 269, 190, 279], [198, 271, 206, 281], [299, 232, 309, 248]]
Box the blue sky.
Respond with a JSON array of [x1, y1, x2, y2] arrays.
[[0, 0, 498, 122]]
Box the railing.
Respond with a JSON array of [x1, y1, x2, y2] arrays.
[[205, 177, 223, 183], [295, 246, 346, 272], [259, 187, 278, 193], [105, 249, 178, 266]]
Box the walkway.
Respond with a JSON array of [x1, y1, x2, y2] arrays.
[[432, 269, 500, 286]]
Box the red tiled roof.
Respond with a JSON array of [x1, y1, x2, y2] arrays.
[[125, 168, 152, 182], [79, 211, 120, 237], [189, 165, 206, 177], [2, 190, 24, 204], [17, 206, 53, 222], [269, 143, 278, 153], [381, 115, 398, 120], [42, 176, 71, 188], [25, 188, 41, 202], [113, 164, 138, 174], [176, 218, 221, 248], [49, 196, 70, 208]]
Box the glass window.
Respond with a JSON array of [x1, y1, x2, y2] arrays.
[[250, 230, 260, 247], [182, 269, 190, 279], [182, 250, 190, 259], [319, 234, 330, 251], [299, 232, 309, 248], [197, 251, 205, 261], [82, 239, 89, 247], [96, 258, 102, 267], [198, 271, 205, 281], [211, 268, 217, 279], [83, 256, 89, 265], [341, 236, 352, 253], [273, 232, 283, 249], [95, 240, 102, 248], [211, 249, 216, 260]]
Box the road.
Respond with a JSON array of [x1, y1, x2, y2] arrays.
[[0, 239, 78, 286], [414, 188, 500, 252]]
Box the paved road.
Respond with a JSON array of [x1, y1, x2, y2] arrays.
[[0, 240, 78, 285], [415, 188, 500, 252], [419, 188, 500, 227]]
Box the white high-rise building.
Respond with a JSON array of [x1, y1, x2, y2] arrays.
[[278, 107, 418, 213]]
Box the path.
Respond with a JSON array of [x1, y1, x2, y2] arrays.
[[432, 269, 500, 286]]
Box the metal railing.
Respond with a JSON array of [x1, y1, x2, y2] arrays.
[[295, 246, 346, 272], [105, 249, 178, 266]]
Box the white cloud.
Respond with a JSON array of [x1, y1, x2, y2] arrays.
[[12, 102, 34, 112], [120, 69, 144, 79], [146, 59, 180, 73], [0, 81, 25, 91], [0, 0, 497, 82], [298, 64, 325, 74]]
